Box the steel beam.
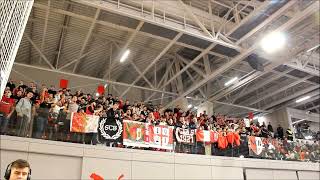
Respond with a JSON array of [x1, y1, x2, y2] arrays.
[[73, 8, 100, 73], [236, 0, 297, 45], [247, 75, 313, 106], [262, 85, 320, 110], [32, 3, 229, 62], [120, 32, 183, 97], [178, 0, 214, 39], [306, 104, 320, 111], [26, 36, 55, 69], [177, 55, 206, 78], [231, 69, 292, 103], [285, 60, 320, 77], [103, 21, 144, 79], [58, 42, 108, 70], [213, 100, 270, 113], [13, 62, 178, 96], [38, 0, 50, 64], [161, 43, 216, 90], [73, 0, 242, 51], [162, 1, 319, 109]]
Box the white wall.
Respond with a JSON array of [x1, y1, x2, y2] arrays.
[[1, 136, 319, 180], [261, 107, 291, 131]]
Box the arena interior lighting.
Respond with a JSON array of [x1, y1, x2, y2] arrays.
[[224, 77, 238, 86], [120, 49, 130, 63], [260, 31, 286, 53], [295, 96, 311, 103]]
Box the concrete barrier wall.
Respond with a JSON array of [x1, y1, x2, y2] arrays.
[[1, 136, 319, 180]]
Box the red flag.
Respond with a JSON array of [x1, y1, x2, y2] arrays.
[[196, 130, 217, 143], [97, 85, 105, 95], [248, 112, 254, 120], [60, 79, 68, 88]]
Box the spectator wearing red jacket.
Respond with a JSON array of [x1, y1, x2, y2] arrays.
[[153, 108, 160, 120], [0, 90, 15, 134]]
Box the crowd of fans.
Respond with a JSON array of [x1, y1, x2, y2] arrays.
[[0, 79, 319, 161]]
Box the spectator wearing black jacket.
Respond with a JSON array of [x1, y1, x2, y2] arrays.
[[277, 124, 284, 139], [35, 97, 51, 139]]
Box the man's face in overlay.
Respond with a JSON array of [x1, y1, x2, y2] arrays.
[[9, 167, 29, 180]]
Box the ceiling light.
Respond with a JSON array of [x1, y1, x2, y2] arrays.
[[224, 77, 238, 86], [188, 104, 192, 109], [296, 96, 311, 103], [305, 135, 313, 140], [260, 31, 286, 53], [120, 49, 130, 63], [95, 92, 100, 97]]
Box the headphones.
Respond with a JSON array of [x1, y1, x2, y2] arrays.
[[4, 161, 31, 180]]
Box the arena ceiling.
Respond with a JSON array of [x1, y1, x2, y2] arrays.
[[13, 0, 320, 117]]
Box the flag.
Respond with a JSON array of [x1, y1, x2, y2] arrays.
[[175, 128, 196, 144], [196, 130, 217, 143], [248, 136, 263, 155], [60, 79, 68, 88], [123, 120, 148, 147], [97, 85, 105, 95], [98, 117, 123, 143], [148, 125, 174, 150], [70, 113, 99, 133]]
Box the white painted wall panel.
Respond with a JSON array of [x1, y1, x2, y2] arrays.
[[175, 164, 211, 180], [212, 166, 244, 180], [246, 169, 273, 180], [298, 171, 320, 180], [132, 161, 174, 180], [28, 153, 82, 180], [273, 170, 297, 180]]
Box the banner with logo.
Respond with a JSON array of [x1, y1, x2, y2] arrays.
[[175, 128, 196, 144], [70, 113, 99, 133], [148, 125, 174, 150], [123, 120, 149, 147], [248, 136, 284, 160], [98, 117, 123, 143]]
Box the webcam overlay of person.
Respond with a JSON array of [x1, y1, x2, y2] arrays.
[[4, 159, 31, 180]]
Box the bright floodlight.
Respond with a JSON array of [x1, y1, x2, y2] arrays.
[[260, 31, 286, 53], [120, 49, 130, 62], [224, 77, 238, 86], [296, 96, 311, 103], [188, 104, 192, 109], [95, 92, 100, 97]]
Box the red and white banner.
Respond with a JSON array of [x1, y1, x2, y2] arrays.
[[148, 125, 174, 150], [196, 130, 218, 143], [70, 113, 99, 133]]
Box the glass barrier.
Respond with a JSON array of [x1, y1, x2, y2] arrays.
[[0, 112, 319, 163]]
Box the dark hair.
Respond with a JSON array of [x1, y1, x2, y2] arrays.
[[11, 159, 30, 169]]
